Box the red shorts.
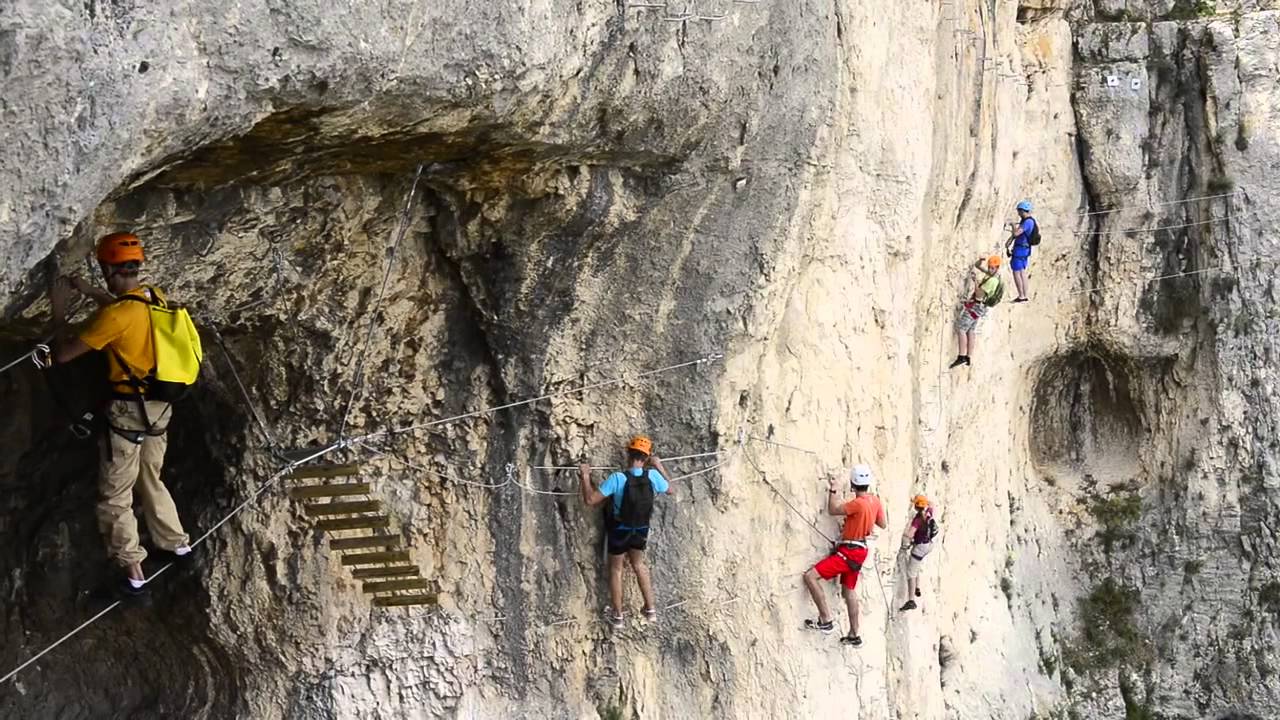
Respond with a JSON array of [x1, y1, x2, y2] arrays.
[[813, 544, 869, 590]]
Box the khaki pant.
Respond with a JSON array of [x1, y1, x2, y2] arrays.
[[97, 399, 188, 567]]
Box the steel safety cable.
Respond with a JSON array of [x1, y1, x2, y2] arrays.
[[363, 352, 724, 441], [1077, 189, 1242, 217], [338, 164, 426, 440]]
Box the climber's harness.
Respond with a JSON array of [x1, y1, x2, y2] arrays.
[[102, 290, 172, 447], [833, 539, 867, 574]]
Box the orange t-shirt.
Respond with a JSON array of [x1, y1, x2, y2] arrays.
[[79, 287, 156, 391], [841, 494, 885, 541]]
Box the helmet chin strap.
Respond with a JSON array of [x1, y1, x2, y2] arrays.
[[103, 262, 140, 282]]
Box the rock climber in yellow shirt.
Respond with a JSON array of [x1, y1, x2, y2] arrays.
[[47, 232, 191, 597]]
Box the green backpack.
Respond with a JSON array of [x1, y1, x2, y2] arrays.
[[983, 277, 1005, 307]]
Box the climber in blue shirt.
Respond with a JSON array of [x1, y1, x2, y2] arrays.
[[1004, 200, 1037, 303], [579, 435, 673, 628]]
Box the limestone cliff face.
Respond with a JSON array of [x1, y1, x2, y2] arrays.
[[0, 1, 1276, 719]]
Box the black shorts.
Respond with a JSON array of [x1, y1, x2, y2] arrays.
[[606, 528, 649, 555]]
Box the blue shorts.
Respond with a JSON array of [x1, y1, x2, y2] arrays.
[[1010, 256, 1029, 271]]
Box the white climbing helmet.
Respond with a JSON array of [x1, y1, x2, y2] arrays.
[[850, 464, 874, 488]]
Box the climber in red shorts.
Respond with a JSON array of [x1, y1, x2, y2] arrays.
[[802, 463, 887, 647]]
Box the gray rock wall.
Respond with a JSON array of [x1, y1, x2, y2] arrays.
[[1063, 7, 1280, 719], [0, 1, 1277, 719]]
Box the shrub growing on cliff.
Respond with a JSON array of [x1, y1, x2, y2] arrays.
[[1260, 581, 1280, 617], [1167, 0, 1216, 19], [1089, 489, 1142, 552], [1064, 577, 1151, 674], [1207, 175, 1236, 192]]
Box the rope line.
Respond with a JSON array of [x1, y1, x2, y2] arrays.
[[338, 164, 425, 440], [1071, 215, 1229, 237], [745, 435, 818, 455], [868, 550, 893, 618], [1076, 189, 1241, 217], [0, 345, 47, 376], [743, 441, 834, 543], [365, 352, 723, 441], [209, 327, 278, 450], [0, 601, 123, 685], [1065, 251, 1278, 297], [532, 449, 728, 471], [354, 439, 511, 489], [354, 440, 732, 496]]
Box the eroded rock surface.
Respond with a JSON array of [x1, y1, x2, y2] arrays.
[[1, 2, 1277, 719]]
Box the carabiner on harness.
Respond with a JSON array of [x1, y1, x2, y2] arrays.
[[69, 411, 96, 441], [31, 344, 52, 370]]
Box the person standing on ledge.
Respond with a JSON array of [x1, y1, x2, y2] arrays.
[[949, 255, 1003, 369], [46, 232, 192, 597], [579, 435, 674, 627], [801, 464, 887, 647], [1005, 200, 1038, 303]]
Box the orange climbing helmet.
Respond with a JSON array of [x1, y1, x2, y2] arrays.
[[96, 232, 145, 265], [626, 435, 653, 456], [987, 255, 1002, 269], [913, 494, 930, 509]]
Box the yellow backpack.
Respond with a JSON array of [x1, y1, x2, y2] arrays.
[[114, 286, 203, 402]]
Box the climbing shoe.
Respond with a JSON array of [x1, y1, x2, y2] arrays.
[[804, 618, 835, 634], [603, 607, 624, 628], [642, 607, 658, 623], [948, 356, 970, 369], [119, 577, 147, 599], [899, 600, 918, 612], [915, 587, 921, 598], [1013, 297, 1029, 303], [840, 635, 863, 647]]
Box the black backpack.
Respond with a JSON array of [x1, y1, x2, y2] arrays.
[[616, 471, 655, 528], [1027, 218, 1041, 246]]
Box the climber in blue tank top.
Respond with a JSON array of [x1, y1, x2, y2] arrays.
[[1004, 199, 1036, 303]]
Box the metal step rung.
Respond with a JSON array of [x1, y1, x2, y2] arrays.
[[315, 516, 390, 532], [373, 593, 439, 608], [303, 500, 381, 517], [362, 578, 432, 593], [340, 550, 411, 566], [285, 463, 361, 480], [328, 535, 401, 551], [352, 565, 420, 579], [290, 483, 371, 500]]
